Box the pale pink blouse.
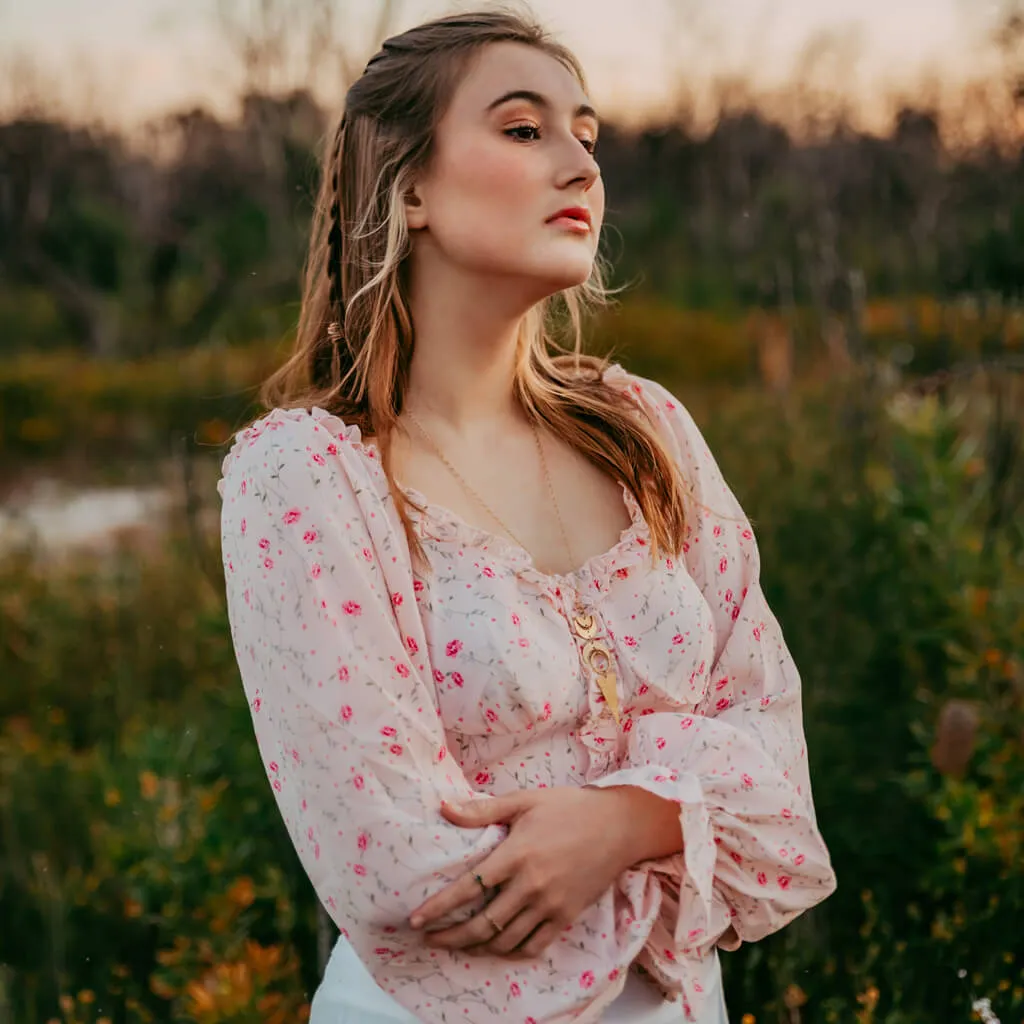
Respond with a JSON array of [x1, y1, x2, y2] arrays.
[[217, 365, 837, 1024]]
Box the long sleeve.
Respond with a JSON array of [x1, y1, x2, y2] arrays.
[[218, 407, 689, 1024], [217, 410, 509, 928], [586, 371, 837, 1009]]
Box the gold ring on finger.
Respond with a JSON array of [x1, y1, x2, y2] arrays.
[[481, 908, 503, 936]]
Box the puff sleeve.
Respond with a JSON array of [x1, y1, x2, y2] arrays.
[[585, 372, 837, 1017], [217, 410, 510, 925]]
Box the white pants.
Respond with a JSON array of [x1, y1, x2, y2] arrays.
[[310, 934, 729, 1024]]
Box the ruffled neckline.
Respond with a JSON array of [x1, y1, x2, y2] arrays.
[[401, 475, 651, 594], [220, 402, 654, 598]]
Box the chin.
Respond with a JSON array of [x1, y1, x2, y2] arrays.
[[534, 256, 596, 293]]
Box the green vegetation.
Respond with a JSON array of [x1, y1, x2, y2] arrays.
[[3, 24, 1023, 1018], [1, 332, 1020, 1023]]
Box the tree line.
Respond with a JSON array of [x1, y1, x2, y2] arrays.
[[0, 82, 1021, 358]]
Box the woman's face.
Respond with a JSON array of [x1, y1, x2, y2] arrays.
[[406, 41, 604, 297]]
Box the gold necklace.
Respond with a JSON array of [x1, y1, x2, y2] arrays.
[[404, 409, 577, 570], [403, 408, 621, 726]]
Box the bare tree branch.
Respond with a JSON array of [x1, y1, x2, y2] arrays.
[[214, 0, 406, 101]]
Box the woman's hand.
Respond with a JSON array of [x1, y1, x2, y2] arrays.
[[408, 785, 681, 959]]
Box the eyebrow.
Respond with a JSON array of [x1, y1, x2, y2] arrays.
[[486, 89, 599, 123]]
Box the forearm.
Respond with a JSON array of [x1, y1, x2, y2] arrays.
[[589, 783, 684, 866]]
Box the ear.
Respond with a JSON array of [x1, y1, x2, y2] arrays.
[[404, 184, 428, 231]]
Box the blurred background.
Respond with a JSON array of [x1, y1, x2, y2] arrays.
[[0, 0, 1021, 1021]]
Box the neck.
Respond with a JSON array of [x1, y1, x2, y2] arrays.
[[402, 249, 543, 431]]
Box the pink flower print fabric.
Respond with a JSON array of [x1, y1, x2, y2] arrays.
[[217, 366, 837, 1023]]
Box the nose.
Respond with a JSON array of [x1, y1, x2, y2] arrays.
[[555, 138, 600, 193]]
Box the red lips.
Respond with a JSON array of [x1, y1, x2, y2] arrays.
[[547, 206, 591, 226]]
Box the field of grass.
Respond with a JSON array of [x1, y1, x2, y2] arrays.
[[1, 304, 1021, 1023]]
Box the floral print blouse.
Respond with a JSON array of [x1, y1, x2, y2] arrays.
[[217, 365, 837, 1024]]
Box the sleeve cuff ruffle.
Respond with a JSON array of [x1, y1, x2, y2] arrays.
[[587, 709, 837, 998]]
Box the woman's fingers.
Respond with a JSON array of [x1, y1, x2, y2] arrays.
[[508, 919, 564, 959], [410, 871, 483, 929], [479, 903, 548, 956], [425, 876, 532, 951], [410, 854, 508, 929]]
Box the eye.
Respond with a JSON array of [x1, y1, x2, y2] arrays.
[[503, 124, 598, 155], [505, 124, 541, 142]]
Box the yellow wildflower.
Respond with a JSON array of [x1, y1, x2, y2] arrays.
[[150, 976, 176, 1000], [784, 983, 808, 1008], [857, 985, 879, 1010], [228, 876, 256, 908], [185, 980, 217, 1015], [245, 940, 283, 978], [139, 771, 160, 800]]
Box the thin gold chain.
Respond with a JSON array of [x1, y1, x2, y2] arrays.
[[538, 427, 578, 575], [406, 410, 616, 723], [404, 409, 577, 573]]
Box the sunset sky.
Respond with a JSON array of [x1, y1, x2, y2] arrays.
[[0, 0, 1006, 130]]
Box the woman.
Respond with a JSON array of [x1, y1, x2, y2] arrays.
[[217, 8, 837, 1023]]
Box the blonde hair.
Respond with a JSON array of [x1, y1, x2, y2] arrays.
[[259, 6, 693, 561]]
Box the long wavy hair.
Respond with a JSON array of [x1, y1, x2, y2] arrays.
[[259, 6, 696, 561]]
